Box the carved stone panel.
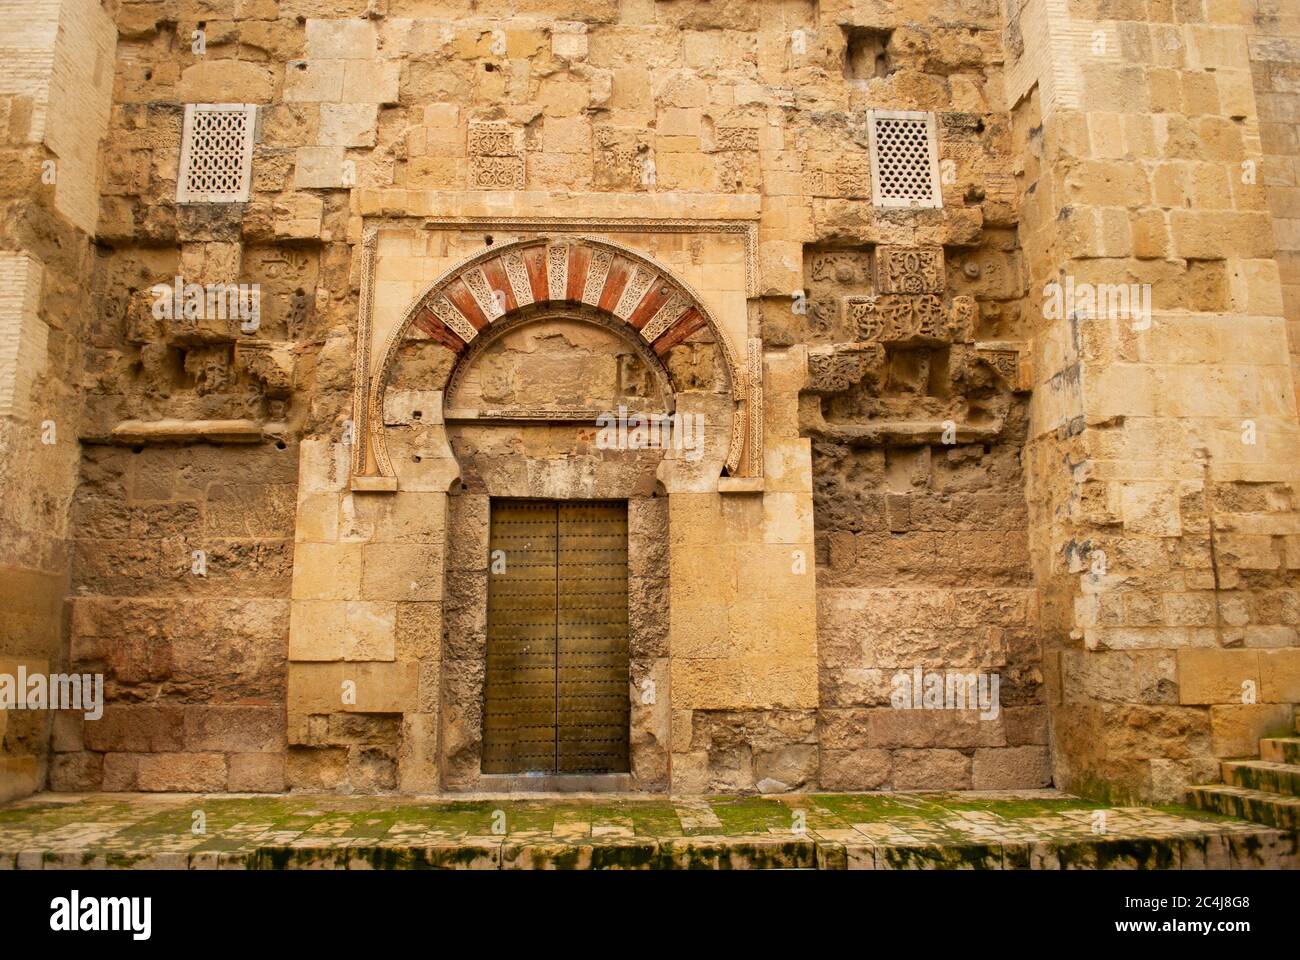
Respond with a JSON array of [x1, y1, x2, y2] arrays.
[[809, 250, 871, 287], [876, 246, 945, 294], [850, 294, 947, 343], [546, 244, 569, 301], [582, 247, 614, 305], [799, 245, 872, 345], [639, 292, 690, 344], [948, 295, 977, 342], [804, 158, 871, 199], [463, 266, 504, 321], [468, 121, 519, 157], [429, 295, 478, 344], [806, 345, 885, 394], [745, 338, 763, 477], [976, 347, 1020, 386], [594, 126, 649, 191], [242, 245, 319, 340], [470, 155, 526, 189], [713, 127, 759, 151]]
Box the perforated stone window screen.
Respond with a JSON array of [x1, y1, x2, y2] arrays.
[[176, 103, 257, 203], [866, 109, 942, 209]]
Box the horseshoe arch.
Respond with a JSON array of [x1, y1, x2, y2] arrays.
[[361, 235, 747, 482]]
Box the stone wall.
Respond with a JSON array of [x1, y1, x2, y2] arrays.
[[11, 0, 1297, 800], [24, 0, 1035, 796], [1009, 0, 1300, 802], [0, 0, 114, 802], [61, 442, 294, 791], [1248, 0, 1300, 408], [780, 4, 1049, 790]]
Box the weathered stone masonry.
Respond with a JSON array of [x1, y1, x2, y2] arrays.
[[0, 0, 1296, 803]]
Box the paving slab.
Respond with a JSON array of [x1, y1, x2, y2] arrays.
[[0, 790, 1293, 869]]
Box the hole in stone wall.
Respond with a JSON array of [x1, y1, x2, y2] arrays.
[[842, 26, 893, 80], [927, 345, 951, 399], [275, 440, 287, 450]]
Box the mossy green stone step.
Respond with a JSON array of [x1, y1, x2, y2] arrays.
[[1187, 784, 1300, 829], [1260, 737, 1300, 765], [1221, 759, 1300, 796]]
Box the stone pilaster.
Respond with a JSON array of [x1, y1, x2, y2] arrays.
[[1011, 0, 1300, 801], [0, 0, 115, 801]]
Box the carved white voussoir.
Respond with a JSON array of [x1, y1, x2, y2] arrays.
[[429, 295, 478, 343], [639, 291, 690, 343], [503, 250, 534, 307], [463, 266, 504, 321], [582, 247, 614, 306], [613, 266, 656, 320], [546, 244, 568, 301]]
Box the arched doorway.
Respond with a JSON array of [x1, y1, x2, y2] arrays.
[[365, 236, 742, 789]]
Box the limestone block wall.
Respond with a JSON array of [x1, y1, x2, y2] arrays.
[[782, 3, 1048, 790], [1009, 0, 1300, 801], [286, 439, 436, 792], [0, 0, 114, 802], [668, 476, 820, 793], [48, 0, 1023, 795], [63, 443, 294, 792], [1247, 0, 1300, 408], [39, 0, 1300, 800]]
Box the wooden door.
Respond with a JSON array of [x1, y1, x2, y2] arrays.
[[483, 500, 629, 774]]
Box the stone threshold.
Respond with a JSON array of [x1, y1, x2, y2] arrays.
[[0, 790, 1295, 870]]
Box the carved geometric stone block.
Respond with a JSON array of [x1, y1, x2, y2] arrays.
[[809, 250, 871, 287], [849, 294, 947, 343], [806, 344, 884, 394], [975, 346, 1021, 388], [876, 245, 945, 294], [470, 155, 525, 189], [468, 121, 519, 157]]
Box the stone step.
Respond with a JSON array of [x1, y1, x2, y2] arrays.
[[1260, 737, 1300, 766], [1221, 759, 1300, 796], [1187, 785, 1300, 830]]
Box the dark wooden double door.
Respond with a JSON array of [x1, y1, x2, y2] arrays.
[[483, 499, 630, 774]]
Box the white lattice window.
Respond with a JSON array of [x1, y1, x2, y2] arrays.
[[866, 109, 942, 209], [176, 103, 257, 203]]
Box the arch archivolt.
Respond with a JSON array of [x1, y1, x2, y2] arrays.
[[362, 235, 747, 482]]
